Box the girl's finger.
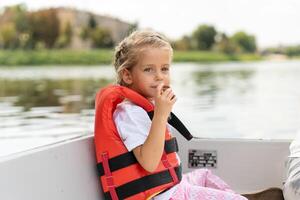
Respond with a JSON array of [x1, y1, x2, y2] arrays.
[[166, 90, 175, 100], [161, 88, 172, 97], [162, 85, 170, 92], [170, 94, 176, 100], [171, 95, 177, 103], [156, 83, 164, 96]]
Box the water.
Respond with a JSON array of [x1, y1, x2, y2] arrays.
[[1, 61, 300, 157]]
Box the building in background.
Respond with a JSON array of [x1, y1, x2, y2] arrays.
[[0, 5, 135, 49]]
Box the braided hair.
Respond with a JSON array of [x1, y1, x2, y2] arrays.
[[113, 30, 173, 86]]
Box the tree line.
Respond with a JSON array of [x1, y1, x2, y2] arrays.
[[172, 25, 257, 54], [263, 45, 300, 57], [0, 4, 258, 55]]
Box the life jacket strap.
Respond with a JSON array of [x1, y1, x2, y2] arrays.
[[102, 152, 119, 200], [161, 152, 179, 184], [147, 111, 193, 141], [169, 112, 193, 140], [103, 165, 182, 200], [97, 137, 179, 177]]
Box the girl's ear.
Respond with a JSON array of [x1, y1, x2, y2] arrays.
[[121, 68, 133, 85]]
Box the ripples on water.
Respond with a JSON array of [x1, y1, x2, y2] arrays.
[[1, 61, 300, 156]]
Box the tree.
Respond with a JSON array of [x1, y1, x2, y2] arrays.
[[214, 33, 239, 54], [192, 25, 217, 50], [88, 15, 97, 29], [0, 23, 18, 49], [0, 4, 32, 49], [284, 45, 300, 57], [28, 9, 60, 48], [80, 27, 89, 40], [90, 27, 114, 48], [173, 35, 192, 51], [55, 21, 73, 48], [10, 4, 29, 33], [231, 31, 256, 53], [127, 22, 139, 34]]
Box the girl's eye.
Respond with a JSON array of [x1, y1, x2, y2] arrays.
[[162, 67, 169, 72], [144, 68, 152, 72]]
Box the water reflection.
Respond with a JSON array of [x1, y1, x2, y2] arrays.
[[0, 77, 112, 156], [0, 78, 111, 112], [192, 68, 255, 105]]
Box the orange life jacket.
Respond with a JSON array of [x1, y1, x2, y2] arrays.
[[94, 85, 193, 200]]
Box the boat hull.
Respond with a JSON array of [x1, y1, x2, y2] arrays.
[[0, 134, 291, 199]]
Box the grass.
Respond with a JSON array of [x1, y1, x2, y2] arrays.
[[0, 49, 113, 66], [173, 51, 262, 62], [291, 55, 300, 59], [0, 49, 262, 66]]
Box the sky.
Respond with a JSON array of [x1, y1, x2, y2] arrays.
[[0, 0, 300, 48]]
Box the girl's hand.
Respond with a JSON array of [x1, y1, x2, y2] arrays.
[[154, 83, 177, 119]]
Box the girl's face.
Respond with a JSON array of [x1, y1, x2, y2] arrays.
[[122, 47, 172, 99]]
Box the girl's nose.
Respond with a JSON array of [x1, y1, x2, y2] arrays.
[[155, 71, 164, 80]]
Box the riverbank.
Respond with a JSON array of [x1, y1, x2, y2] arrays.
[[0, 49, 262, 66]]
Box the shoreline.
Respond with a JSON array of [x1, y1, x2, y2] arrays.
[[0, 49, 263, 66]]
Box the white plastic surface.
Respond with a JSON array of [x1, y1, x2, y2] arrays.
[[0, 135, 103, 200], [0, 133, 291, 199]]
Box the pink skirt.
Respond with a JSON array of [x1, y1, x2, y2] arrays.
[[170, 169, 247, 200]]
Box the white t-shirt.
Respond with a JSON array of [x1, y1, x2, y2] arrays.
[[113, 100, 178, 200]]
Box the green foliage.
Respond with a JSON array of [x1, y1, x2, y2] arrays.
[[231, 31, 256, 53], [80, 27, 89, 40], [0, 49, 261, 66], [0, 4, 261, 57], [88, 14, 97, 29], [90, 27, 114, 48], [55, 22, 73, 48], [192, 25, 217, 50], [55, 35, 69, 48], [172, 50, 261, 62], [0, 23, 18, 49], [11, 4, 29, 33], [172, 36, 192, 51], [174, 51, 230, 62], [0, 49, 113, 65], [214, 33, 240, 54], [172, 25, 258, 55], [127, 22, 139, 35], [64, 22, 73, 42], [80, 18, 114, 48], [28, 9, 60, 48], [0, 4, 33, 49], [285, 45, 300, 57]]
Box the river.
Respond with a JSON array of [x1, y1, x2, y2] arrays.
[[1, 60, 300, 156]]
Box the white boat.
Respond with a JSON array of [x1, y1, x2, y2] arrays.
[[0, 131, 290, 200]]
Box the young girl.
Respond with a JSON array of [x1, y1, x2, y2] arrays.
[[94, 30, 247, 200]]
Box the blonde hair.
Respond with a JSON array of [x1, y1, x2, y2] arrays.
[[113, 30, 173, 86]]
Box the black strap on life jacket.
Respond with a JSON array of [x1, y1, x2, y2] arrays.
[[147, 111, 193, 141], [100, 111, 190, 199], [103, 165, 182, 200], [97, 137, 179, 177], [147, 111, 188, 189]]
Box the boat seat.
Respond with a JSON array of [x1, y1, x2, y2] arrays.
[[0, 135, 104, 200]]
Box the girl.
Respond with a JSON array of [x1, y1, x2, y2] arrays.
[[94, 30, 247, 200]]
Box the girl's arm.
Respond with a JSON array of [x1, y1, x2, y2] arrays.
[[132, 84, 176, 172]]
